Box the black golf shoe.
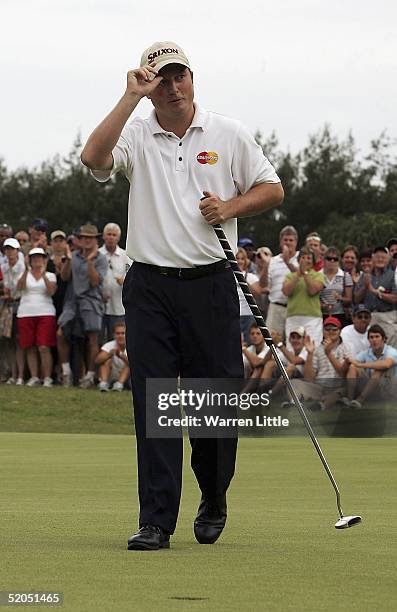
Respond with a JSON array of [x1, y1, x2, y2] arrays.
[[194, 494, 227, 544], [127, 525, 170, 551]]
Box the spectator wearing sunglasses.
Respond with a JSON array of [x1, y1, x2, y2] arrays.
[[341, 304, 371, 356], [320, 247, 353, 327]]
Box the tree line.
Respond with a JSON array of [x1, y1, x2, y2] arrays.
[[1, 126, 396, 253]]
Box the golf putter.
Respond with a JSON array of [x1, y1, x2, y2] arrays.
[[203, 206, 362, 529]]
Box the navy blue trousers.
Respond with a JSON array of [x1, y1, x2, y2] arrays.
[[122, 262, 243, 534]]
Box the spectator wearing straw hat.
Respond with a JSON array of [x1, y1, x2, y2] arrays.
[[58, 224, 108, 388]]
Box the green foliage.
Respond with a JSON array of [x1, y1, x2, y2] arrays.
[[239, 126, 397, 252], [1, 127, 396, 251]]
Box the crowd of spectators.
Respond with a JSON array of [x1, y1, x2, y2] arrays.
[[0, 219, 131, 391], [239, 227, 397, 409], [1, 219, 397, 406]]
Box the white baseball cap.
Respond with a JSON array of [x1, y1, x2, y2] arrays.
[[29, 247, 47, 257], [140, 41, 190, 72], [3, 238, 21, 250], [289, 326, 306, 337]]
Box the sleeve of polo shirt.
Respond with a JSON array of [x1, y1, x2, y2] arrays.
[[90, 130, 133, 183], [231, 123, 280, 194]]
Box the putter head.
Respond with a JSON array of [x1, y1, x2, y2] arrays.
[[335, 515, 362, 529]]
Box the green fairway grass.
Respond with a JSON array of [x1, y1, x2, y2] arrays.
[[1, 433, 396, 612], [0, 387, 133, 435], [1, 386, 396, 438]]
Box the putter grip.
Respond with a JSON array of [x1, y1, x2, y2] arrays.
[[211, 222, 274, 346]]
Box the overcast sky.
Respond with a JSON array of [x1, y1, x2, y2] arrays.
[[1, 0, 396, 170]]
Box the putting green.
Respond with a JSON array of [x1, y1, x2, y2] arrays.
[[1, 433, 396, 611]]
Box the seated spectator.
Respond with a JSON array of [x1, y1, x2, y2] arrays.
[[95, 322, 130, 391], [282, 246, 325, 346], [99, 223, 131, 341], [236, 248, 263, 343], [354, 245, 397, 348], [58, 224, 108, 388], [16, 248, 57, 387], [320, 246, 353, 326], [264, 225, 299, 337], [242, 323, 268, 379], [260, 327, 308, 400], [305, 233, 324, 271], [238, 237, 257, 273], [291, 317, 351, 410], [340, 304, 371, 355], [0, 238, 25, 384], [343, 324, 397, 408]]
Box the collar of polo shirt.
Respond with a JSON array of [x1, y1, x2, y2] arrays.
[[147, 103, 207, 135]]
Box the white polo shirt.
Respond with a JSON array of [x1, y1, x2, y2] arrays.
[[92, 104, 280, 267], [99, 244, 132, 315], [268, 252, 299, 304]]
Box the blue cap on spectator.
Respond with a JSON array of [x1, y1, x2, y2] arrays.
[[353, 304, 371, 316], [31, 218, 48, 231], [238, 237, 254, 248]]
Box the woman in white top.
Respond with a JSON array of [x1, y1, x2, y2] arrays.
[[16, 248, 57, 387]]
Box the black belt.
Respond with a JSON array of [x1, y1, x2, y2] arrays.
[[138, 260, 230, 280], [272, 301, 287, 308]]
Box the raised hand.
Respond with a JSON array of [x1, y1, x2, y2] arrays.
[[126, 64, 163, 99], [304, 335, 315, 354]]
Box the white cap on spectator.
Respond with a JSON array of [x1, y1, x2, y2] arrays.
[[29, 247, 47, 257], [289, 326, 306, 337], [3, 238, 20, 249]]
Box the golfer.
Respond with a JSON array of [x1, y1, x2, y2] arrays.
[[81, 41, 284, 550]]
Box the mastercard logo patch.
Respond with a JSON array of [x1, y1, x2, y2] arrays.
[[197, 151, 219, 165]]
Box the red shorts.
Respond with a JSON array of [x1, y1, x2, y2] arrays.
[[17, 316, 57, 348]]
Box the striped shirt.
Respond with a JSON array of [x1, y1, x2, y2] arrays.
[[312, 340, 352, 386]]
